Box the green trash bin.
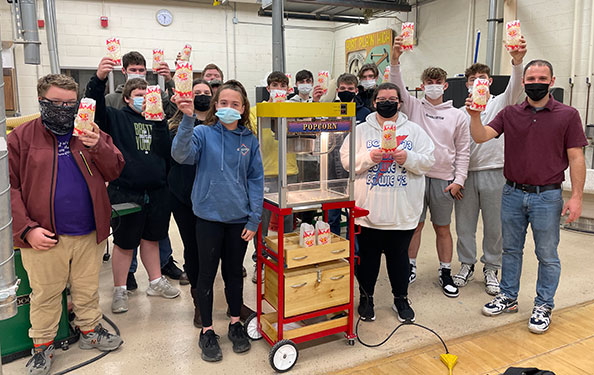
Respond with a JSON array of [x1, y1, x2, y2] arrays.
[[0, 250, 78, 364]]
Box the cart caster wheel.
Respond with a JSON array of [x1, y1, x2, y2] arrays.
[[61, 342, 69, 351], [103, 253, 111, 262], [245, 312, 262, 340], [347, 339, 356, 346], [269, 339, 298, 373]]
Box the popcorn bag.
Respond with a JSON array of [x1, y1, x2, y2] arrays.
[[317, 71, 330, 95], [145, 85, 165, 121], [299, 223, 315, 248], [316, 221, 331, 246], [174, 62, 193, 98], [106, 38, 122, 65], [470, 78, 489, 112], [270, 89, 287, 103], [383, 65, 391, 83], [73, 98, 96, 136], [401, 22, 415, 51], [152, 49, 164, 71], [381, 121, 398, 151], [180, 44, 192, 62], [286, 73, 294, 94], [505, 20, 521, 51]]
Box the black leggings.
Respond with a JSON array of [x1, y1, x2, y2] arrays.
[[357, 226, 415, 298], [195, 217, 248, 327], [170, 193, 199, 288]]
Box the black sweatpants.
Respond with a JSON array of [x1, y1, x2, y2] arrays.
[[357, 226, 415, 298], [195, 217, 248, 327], [170, 193, 199, 288]]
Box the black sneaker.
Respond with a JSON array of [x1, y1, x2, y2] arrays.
[[439, 268, 459, 298], [228, 321, 251, 353], [126, 272, 137, 291], [161, 257, 183, 280], [358, 295, 375, 321], [392, 296, 415, 323], [199, 330, 223, 362]]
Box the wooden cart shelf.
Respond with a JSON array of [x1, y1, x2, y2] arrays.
[[260, 312, 348, 342], [265, 232, 350, 269]]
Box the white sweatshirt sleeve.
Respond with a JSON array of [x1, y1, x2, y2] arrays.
[[500, 61, 524, 106], [340, 129, 376, 175], [402, 128, 435, 176], [389, 64, 423, 118], [452, 114, 470, 186]]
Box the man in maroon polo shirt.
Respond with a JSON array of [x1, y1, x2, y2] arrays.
[[466, 59, 587, 334]]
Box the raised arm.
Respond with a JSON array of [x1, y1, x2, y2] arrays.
[[501, 36, 527, 106], [85, 57, 116, 134], [389, 35, 421, 116]]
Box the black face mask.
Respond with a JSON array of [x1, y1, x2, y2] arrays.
[[39, 100, 77, 135], [524, 83, 550, 102], [337, 91, 356, 103], [194, 95, 212, 112], [376, 100, 399, 118]]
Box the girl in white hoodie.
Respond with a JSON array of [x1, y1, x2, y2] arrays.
[[340, 82, 435, 322]]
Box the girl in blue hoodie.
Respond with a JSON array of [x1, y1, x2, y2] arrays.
[[171, 80, 264, 362]]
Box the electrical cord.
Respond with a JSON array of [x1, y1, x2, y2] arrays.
[[52, 314, 121, 375]]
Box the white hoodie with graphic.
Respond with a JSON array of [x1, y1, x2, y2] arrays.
[[340, 112, 435, 231]]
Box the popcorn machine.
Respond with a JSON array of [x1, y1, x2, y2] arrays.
[[246, 102, 360, 372]]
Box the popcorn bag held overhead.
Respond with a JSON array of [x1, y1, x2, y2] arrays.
[[73, 98, 96, 136], [383, 65, 391, 83], [174, 62, 193, 98], [401, 22, 415, 51], [505, 20, 521, 51], [106, 38, 122, 65], [316, 221, 331, 246], [180, 44, 192, 62], [286, 73, 294, 94], [381, 121, 398, 152], [299, 223, 315, 248], [152, 49, 164, 71], [318, 71, 330, 95], [145, 85, 165, 121], [470, 78, 489, 112]]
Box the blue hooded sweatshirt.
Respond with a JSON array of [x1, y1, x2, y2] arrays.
[[171, 114, 264, 231]]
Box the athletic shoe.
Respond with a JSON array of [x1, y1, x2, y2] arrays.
[[358, 295, 375, 321], [228, 322, 251, 353], [26, 344, 54, 375], [242, 266, 247, 278], [409, 262, 417, 284], [199, 330, 223, 362], [126, 272, 137, 292], [483, 268, 500, 296], [482, 293, 519, 316], [453, 263, 474, 287], [79, 324, 123, 351], [111, 288, 128, 313], [392, 296, 415, 322], [147, 276, 181, 299], [252, 263, 263, 284], [439, 268, 459, 298], [528, 305, 552, 334], [179, 271, 190, 286], [161, 257, 184, 280]]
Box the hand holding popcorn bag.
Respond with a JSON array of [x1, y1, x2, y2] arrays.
[[106, 38, 122, 65], [286, 73, 294, 94], [299, 223, 315, 248], [381, 121, 398, 152], [174, 62, 193, 98], [401, 22, 415, 51], [470, 78, 490, 112], [145, 86, 165, 121], [152, 49, 164, 71], [270, 89, 287, 103], [315, 221, 331, 246], [505, 20, 521, 51], [317, 71, 330, 95], [180, 44, 192, 62], [73, 98, 96, 136]]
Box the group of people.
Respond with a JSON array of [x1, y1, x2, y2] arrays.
[[8, 28, 587, 375]]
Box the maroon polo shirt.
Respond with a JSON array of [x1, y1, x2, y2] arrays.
[[488, 96, 587, 186]]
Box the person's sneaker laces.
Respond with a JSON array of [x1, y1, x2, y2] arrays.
[[453, 263, 474, 287], [439, 268, 459, 298], [528, 304, 552, 334], [392, 296, 415, 322], [482, 293, 519, 316], [228, 321, 251, 353], [358, 295, 375, 321], [79, 324, 123, 351], [161, 257, 183, 280], [26, 345, 54, 375], [126, 272, 138, 292], [111, 288, 128, 313], [409, 262, 417, 284], [199, 330, 223, 362], [483, 268, 500, 296], [147, 276, 181, 299]]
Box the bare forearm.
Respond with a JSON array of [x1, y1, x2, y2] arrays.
[[569, 153, 586, 199]]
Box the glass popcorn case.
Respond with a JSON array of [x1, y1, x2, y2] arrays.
[[256, 102, 356, 209]]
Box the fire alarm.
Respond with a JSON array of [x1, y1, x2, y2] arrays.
[[37, 20, 45, 28], [100, 16, 108, 28]]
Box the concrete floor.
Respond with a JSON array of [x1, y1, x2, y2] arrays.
[[3, 210, 594, 375]]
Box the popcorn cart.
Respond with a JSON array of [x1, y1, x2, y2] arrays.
[[245, 102, 358, 372]]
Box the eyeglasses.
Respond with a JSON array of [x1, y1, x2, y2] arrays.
[[40, 97, 79, 108], [376, 97, 399, 103]]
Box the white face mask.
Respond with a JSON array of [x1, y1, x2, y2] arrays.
[[127, 73, 146, 81], [297, 83, 313, 96], [360, 79, 376, 90], [424, 84, 444, 100]]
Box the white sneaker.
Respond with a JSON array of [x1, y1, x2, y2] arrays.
[[453, 263, 474, 287], [111, 288, 128, 313], [483, 269, 500, 296], [528, 304, 552, 334], [147, 276, 181, 299]]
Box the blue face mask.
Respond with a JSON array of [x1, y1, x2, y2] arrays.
[[215, 107, 242, 124], [132, 97, 144, 113]]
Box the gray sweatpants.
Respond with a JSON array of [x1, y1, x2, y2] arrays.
[[454, 168, 505, 270]]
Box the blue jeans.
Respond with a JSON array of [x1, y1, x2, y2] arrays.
[[499, 184, 563, 309], [129, 237, 173, 273]]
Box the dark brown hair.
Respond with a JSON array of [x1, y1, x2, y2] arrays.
[[267, 71, 289, 87], [295, 69, 313, 82], [202, 63, 224, 81], [204, 80, 253, 132], [337, 73, 358, 87], [523, 59, 554, 78], [371, 82, 403, 109], [421, 67, 448, 83], [122, 78, 148, 102], [465, 63, 491, 80], [358, 63, 379, 80], [37, 74, 78, 96], [122, 51, 146, 69], [169, 79, 214, 132]]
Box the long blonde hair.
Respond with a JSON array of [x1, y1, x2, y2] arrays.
[[204, 80, 253, 133]]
